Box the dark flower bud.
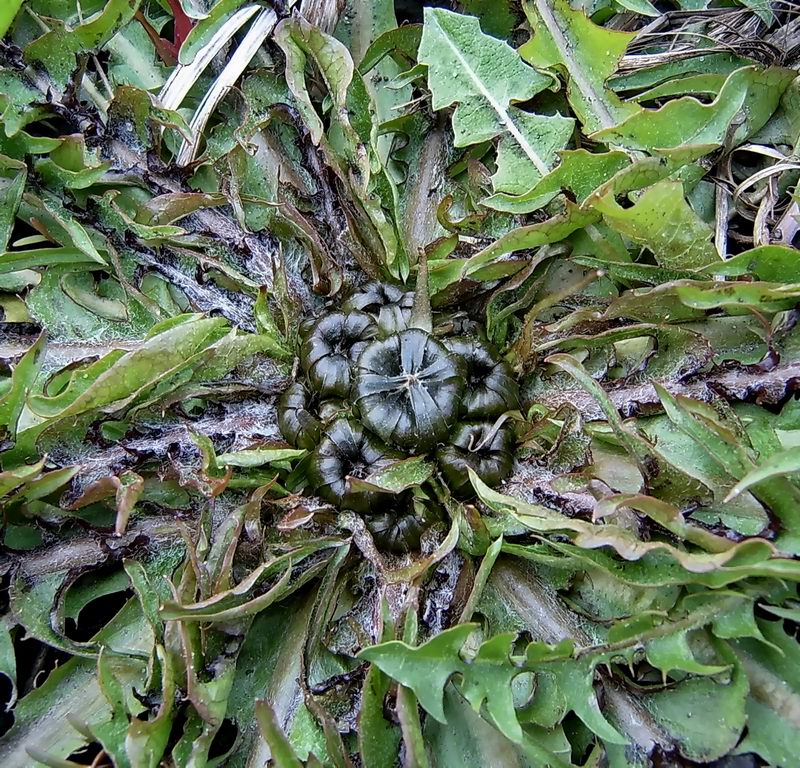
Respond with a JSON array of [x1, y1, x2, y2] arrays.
[[301, 311, 377, 398], [445, 337, 519, 419], [365, 494, 438, 553], [278, 384, 352, 449], [298, 315, 318, 339], [437, 421, 514, 498], [344, 281, 406, 310], [308, 418, 401, 513], [277, 382, 322, 449], [344, 281, 414, 337], [354, 328, 464, 452]]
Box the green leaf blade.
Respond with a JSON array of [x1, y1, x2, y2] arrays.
[[419, 8, 573, 194]]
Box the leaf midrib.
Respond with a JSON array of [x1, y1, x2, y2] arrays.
[[528, 0, 616, 131], [435, 17, 549, 175]]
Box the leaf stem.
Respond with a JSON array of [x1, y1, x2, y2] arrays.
[[410, 249, 433, 332]]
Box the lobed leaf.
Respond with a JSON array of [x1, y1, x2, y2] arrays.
[[521, 0, 640, 132], [419, 8, 573, 195]]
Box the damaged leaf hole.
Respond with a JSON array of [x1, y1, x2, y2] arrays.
[[208, 717, 239, 760], [63, 584, 133, 642], [0, 631, 72, 737], [66, 742, 110, 766]]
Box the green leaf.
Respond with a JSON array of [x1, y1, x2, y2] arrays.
[[19, 194, 106, 265], [616, 0, 660, 15], [464, 202, 599, 274], [593, 493, 732, 554], [107, 20, 166, 91], [0, 247, 102, 275], [159, 543, 340, 621], [216, 447, 307, 468], [107, 86, 190, 150], [424, 687, 567, 768], [710, 244, 800, 282], [222, 597, 316, 766], [589, 144, 714, 200], [0, 461, 45, 500], [459, 0, 522, 41], [0, 153, 26, 252], [275, 14, 355, 146], [419, 8, 573, 195], [475, 473, 793, 582], [674, 280, 800, 313], [360, 624, 528, 743], [0, 618, 16, 710], [725, 448, 800, 502], [358, 664, 401, 768], [521, 0, 640, 132], [0, 0, 23, 38], [642, 641, 747, 762], [35, 134, 109, 191], [125, 646, 174, 768], [349, 456, 434, 494], [486, 143, 712, 214], [609, 52, 752, 94], [396, 683, 430, 768], [655, 384, 800, 552], [28, 316, 228, 421], [645, 631, 728, 677], [633, 73, 727, 103], [2, 599, 150, 765], [90, 650, 133, 768], [0, 72, 50, 139], [253, 287, 294, 362], [358, 25, 422, 74], [255, 701, 304, 768], [483, 149, 630, 213], [733, 620, 800, 766], [0, 334, 44, 440], [594, 66, 796, 149], [25, 0, 143, 89], [275, 13, 399, 273], [591, 180, 721, 271], [360, 624, 477, 724], [545, 353, 713, 508], [460, 632, 526, 741], [60, 272, 129, 322], [336, 0, 412, 163], [547, 660, 625, 744]]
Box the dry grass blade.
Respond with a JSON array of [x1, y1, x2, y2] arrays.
[[176, 9, 278, 165], [734, 162, 800, 201], [775, 200, 800, 244], [157, 4, 261, 112], [300, 0, 347, 35]]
